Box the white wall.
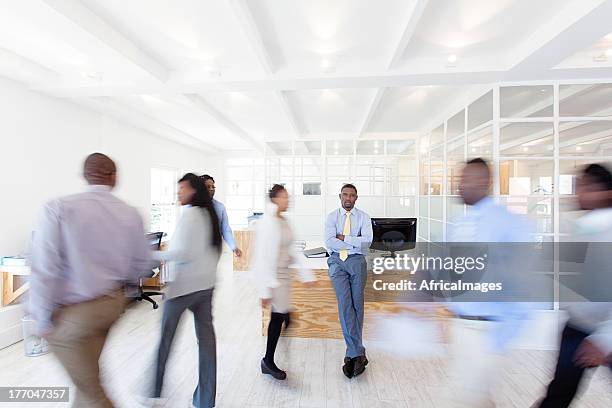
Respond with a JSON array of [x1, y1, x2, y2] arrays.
[[0, 77, 221, 348]]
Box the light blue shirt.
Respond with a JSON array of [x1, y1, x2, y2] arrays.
[[212, 199, 236, 251], [448, 196, 533, 351], [325, 207, 373, 256], [29, 185, 152, 333]]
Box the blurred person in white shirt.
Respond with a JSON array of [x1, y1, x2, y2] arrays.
[[535, 163, 612, 408]]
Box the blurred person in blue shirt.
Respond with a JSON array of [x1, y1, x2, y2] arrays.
[[200, 174, 242, 258], [444, 158, 534, 407]]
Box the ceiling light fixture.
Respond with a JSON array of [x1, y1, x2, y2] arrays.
[[576, 146, 582, 151], [522, 146, 529, 152], [446, 54, 458, 67], [606, 49, 612, 57], [320, 58, 336, 73]]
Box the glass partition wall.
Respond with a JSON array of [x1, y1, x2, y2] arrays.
[[264, 138, 417, 242], [419, 82, 612, 243]]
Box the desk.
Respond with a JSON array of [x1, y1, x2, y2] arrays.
[[232, 230, 252, 271], [260, 254, 441, 339], [1, 265, 30, 306]]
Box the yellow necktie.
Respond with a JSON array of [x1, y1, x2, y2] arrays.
[[339, 212, 351, 261]]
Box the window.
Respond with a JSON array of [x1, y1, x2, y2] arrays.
[[150, 167, 178, 237]]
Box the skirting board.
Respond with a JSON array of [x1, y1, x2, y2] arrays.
[[0, 304, 24, 349]]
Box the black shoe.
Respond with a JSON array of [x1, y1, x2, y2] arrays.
[[261, 358, 287, 380], [342, 357, 354, 379], [352, 355, 368, 377]]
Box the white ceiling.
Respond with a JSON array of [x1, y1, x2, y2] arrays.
[[0, 0, 611, 152]]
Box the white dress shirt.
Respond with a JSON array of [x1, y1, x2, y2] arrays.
[[30, 185, 152, 333]]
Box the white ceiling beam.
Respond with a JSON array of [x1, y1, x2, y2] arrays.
[[387, 0, 429, 69], [358, 88, 386, 137], [508, 0, 612, 76], [42, 0, 168, 82], [180, 94, 264, 152], [30, 67, 612, 99], [228, 0, 307, 139], [0, 47, 60, 85], [275, 91, 302, 138], [79, 97, 219, 152], [31, 70, 505, 97], [228, 0, 275, 74]]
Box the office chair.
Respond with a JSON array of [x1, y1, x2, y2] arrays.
[[135, 231, 166, 309]]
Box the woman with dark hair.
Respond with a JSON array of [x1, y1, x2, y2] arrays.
[[251, 184, 315, 380], [152, 173, 221, 408]]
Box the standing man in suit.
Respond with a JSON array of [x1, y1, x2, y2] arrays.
[[325, 183, 373, 378], [200, 174, 242, 258]]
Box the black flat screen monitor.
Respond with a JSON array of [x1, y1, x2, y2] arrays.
[[370, 218, 417, 256]]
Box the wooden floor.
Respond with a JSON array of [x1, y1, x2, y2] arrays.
[[1, 252, 610, 408]]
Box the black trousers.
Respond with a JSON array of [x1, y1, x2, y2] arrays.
[[538, 324, 611, 408]]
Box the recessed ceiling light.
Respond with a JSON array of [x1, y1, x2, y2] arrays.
[[576, 146, 582, 151], [471, 147, 476, 153], [374, 149, 379, 154], [522, 146, 529, 152], [320, 59, 336, 73], [447, 54, 458, 64], [606, 49, 612, 57]]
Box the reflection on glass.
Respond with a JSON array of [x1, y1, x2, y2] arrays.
[[326, 140, 354, 155], [500, 123, 554, 156], [468, 90, 493, 130], [430, 220, 444, 241], [430, 146, 443, 195], [447, 196, 465, 222], [500, 160, 553, 195], [418, 217, 429, 241], [356, 140, 384, 155], [447, 110, 465, 140], [501, 86, 553, 118], [498, 196, 553, 234], [560, 84, 612, 117], [431, 124, 444, 146], [419, 196, 428, 218], [447, 136, 465, 195], [386, 197, 415, 217], [294, 141, 321, 155], [430, 196, 443, 220], [326, 156, 352, 178], [267, 141, 293, 155], [559, 121, 612, 156], [387, 140, 416, 155], [467, 125, 493, 160]]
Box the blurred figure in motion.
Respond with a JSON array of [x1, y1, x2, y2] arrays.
[[251, 184, 315, 380], [29, 153, 151, 408], [152, 173, 221, 408], [200, 174, 242, 258], [445, 158, 532, 407], [535, 164, 612, 408]]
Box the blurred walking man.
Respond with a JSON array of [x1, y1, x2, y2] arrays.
[[30, 153, 151, 407]]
